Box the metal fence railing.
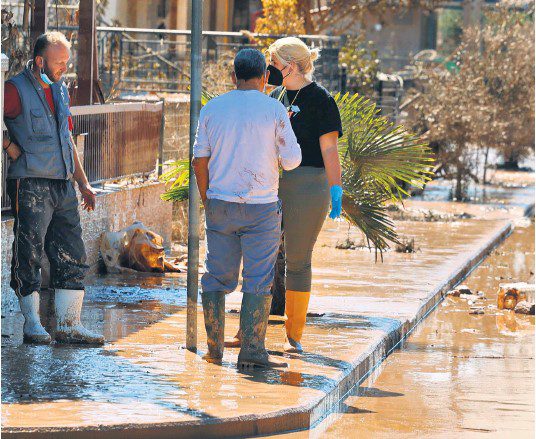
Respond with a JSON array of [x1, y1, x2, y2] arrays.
[[94, 27, 344, 95], [71, 102, 163, 184], [2, 0, 344, 93], [1, 102, 163, 212]]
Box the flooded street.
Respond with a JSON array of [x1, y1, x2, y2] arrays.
[[1, 171, 532, 437], [279, 222, 534, 439], [1, 218, 515, 432]]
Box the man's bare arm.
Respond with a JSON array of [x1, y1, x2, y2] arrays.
[[71, 135, 96, 212], [192, 156, 210, 205]]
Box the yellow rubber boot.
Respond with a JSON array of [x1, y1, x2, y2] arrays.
[[284, 290, 295, 341], [284, 290, 310, 353]]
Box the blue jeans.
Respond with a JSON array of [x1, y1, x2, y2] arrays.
[[201, 198, 282, 296]]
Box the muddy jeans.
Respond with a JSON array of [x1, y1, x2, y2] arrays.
[[201, 198, 282, 295], [7, 178, 88, 297]]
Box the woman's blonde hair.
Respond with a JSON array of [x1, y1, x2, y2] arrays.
[[267, 37, 320, 80]]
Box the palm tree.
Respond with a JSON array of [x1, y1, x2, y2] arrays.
[[161, 90, 433, 255], [335, 92, 434, 254]]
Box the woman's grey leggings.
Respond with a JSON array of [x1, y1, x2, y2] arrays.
[[279, 166, 330, 292]]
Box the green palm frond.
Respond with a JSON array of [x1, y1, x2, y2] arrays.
[[201, 89, 218, 106], [160, 159, 190, 202], [335, 92, 434, 252]]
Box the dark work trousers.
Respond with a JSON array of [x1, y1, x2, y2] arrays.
[[7, 178, 88, 298]]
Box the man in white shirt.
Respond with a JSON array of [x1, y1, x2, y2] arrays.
[[193, 48, 301, 369]]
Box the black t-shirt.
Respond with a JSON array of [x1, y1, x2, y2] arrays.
[[270, 82, 343, 168]]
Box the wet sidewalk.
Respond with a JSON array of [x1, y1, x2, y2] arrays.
[[279, 223, 534, 439], [1, 172, 533, 438]]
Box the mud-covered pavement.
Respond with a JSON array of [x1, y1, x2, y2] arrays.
[[279, 221, 534, 439], [1, 171, 533, 437]]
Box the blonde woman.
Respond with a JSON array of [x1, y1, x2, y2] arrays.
[[225, 37, 343, 353], [265, 37, 343, 353]]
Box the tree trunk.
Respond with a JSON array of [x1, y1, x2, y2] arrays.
[[296, 0, 316, 34], [482, 146, 490, 184], [270, 231, 286, 316], [503, 151, 520, 170], [455, 165, 464, 201]]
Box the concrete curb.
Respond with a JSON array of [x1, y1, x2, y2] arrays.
[[4, 221, 513, 439]]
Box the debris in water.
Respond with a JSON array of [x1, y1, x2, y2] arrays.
[[335, 237, 367, 250], [395, 237, 418, 253], [497, 283, 535, 310], [514, 301, 535, 315], [307, 312, 325, 317], [457, 285, 472, 295], [447, 285, 473, 297], [469, 307, 485, 315]]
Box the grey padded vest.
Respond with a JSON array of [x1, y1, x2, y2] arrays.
[[4, 64, 75, 180]]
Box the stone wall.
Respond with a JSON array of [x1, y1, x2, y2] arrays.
[[1, 181, 172, 314], [162, 95, 191, 162]]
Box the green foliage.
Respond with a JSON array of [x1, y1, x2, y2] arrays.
[[160, 159, 190, 202], [159, 89, 216, 202], [335, 92, 434, 252]]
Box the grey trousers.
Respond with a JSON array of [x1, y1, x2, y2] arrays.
[[279, 166, 330, 292], [7, 178, 88, 297], [201, 198, 282, 295]]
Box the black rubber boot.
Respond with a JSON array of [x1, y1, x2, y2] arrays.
[[237, 293, 288, 369], [201, 291, 226, 363]]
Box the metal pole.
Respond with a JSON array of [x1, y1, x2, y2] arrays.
[[186, 0, 203, 352], [158, 101, 165, 177]]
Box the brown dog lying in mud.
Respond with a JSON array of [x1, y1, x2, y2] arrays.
[[100, 222, 184, 274]]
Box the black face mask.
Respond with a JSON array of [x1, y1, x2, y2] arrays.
[[266, 64, 284, 86]]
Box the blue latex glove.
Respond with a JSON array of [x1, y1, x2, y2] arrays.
[[329, 185, 343, 219]]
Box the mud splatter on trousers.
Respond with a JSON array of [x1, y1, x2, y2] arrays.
[[7, 178, 88, 297]]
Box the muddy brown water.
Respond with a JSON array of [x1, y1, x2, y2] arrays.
[[1, 171, 532, 435], [0, 218, 514, 431], [276, 222, 534, 439]]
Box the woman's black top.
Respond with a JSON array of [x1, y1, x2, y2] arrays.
[[270, 82, 343, 168]]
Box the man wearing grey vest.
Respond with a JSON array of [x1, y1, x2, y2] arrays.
[[2, 32, 104, 345]]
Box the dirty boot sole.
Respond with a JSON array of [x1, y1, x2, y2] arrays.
[[23, 334, 52, 345], [237, 358, 289, 369], [202, 353, 223, 364], [55, 331, 105, 345]]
